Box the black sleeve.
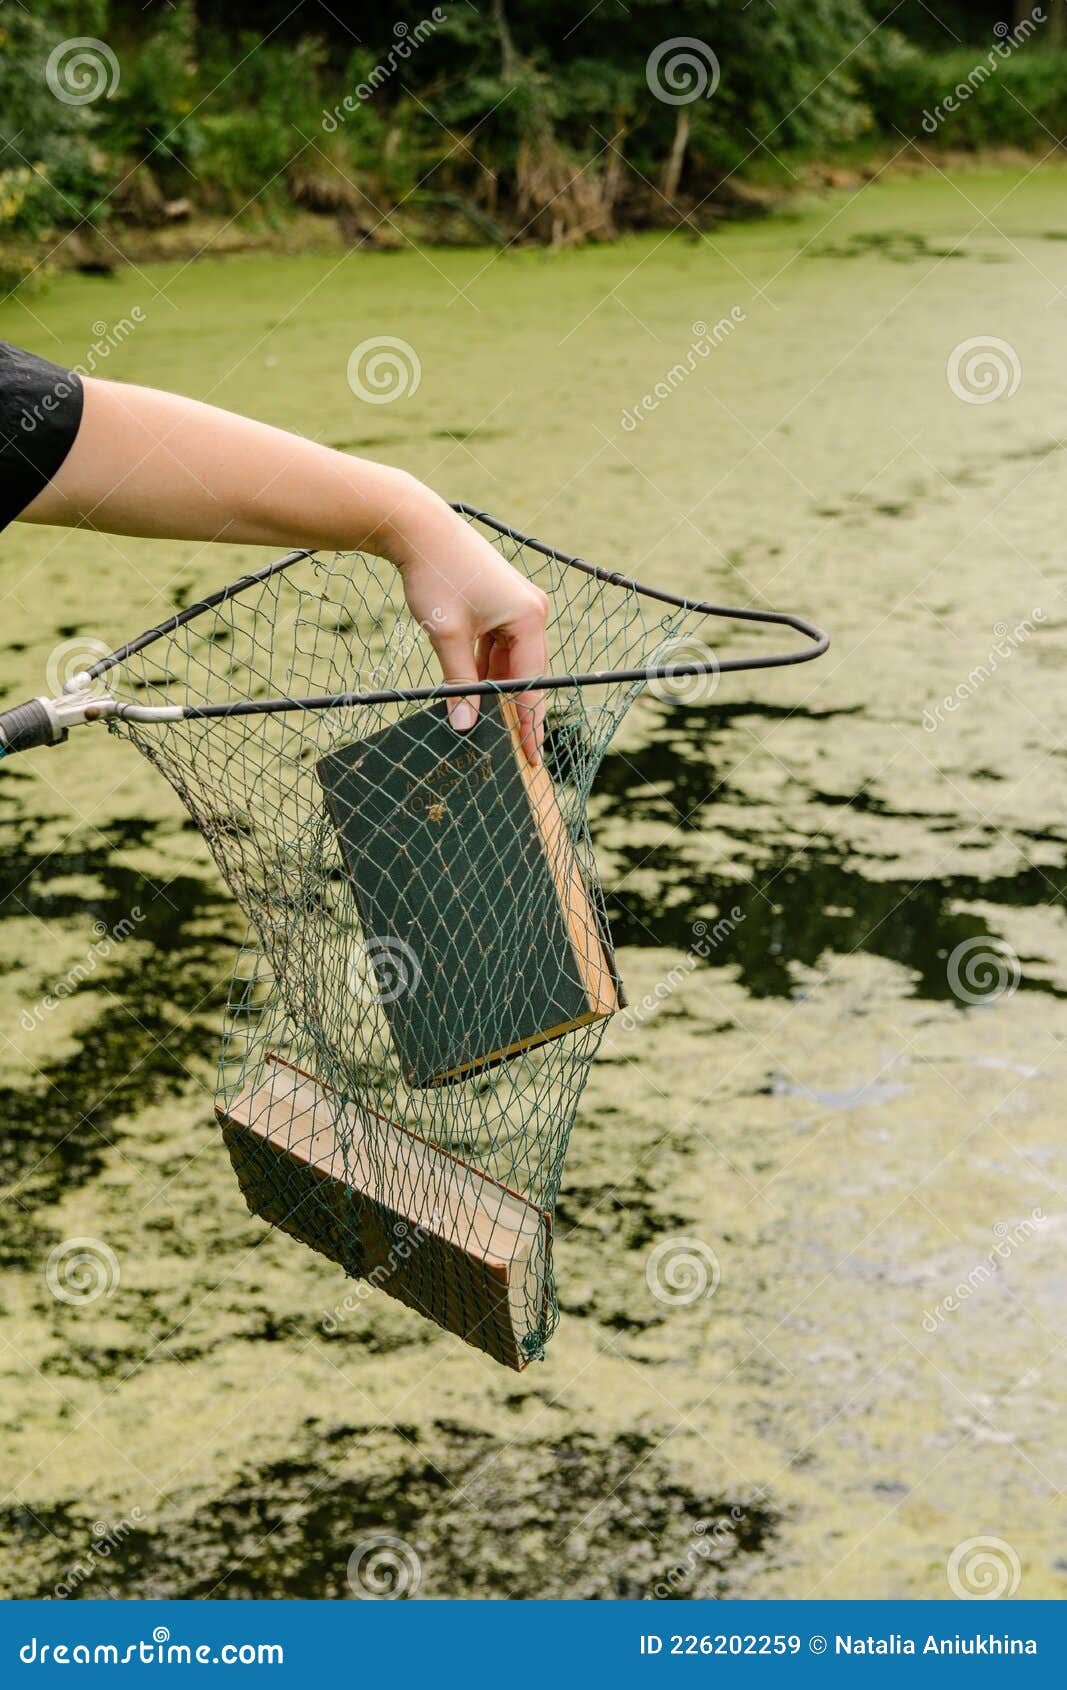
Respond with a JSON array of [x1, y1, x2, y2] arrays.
[[0, 342, 85, 531]]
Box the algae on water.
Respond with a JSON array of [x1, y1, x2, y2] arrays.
[[1, 167, 1065, 1598]]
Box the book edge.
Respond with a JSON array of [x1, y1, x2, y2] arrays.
[[500, 695, 619, 1019]]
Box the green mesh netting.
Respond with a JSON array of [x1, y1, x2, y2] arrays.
[[105, 512, 710, 1367]]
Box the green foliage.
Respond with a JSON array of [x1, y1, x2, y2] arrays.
[[860, 38, 1067, 148], [0, 7, 108, 237], [101, 1, 204, 190], [194, 37, 353, 211], [4, 0, 1067, 273], [392, 0, 889, 201]]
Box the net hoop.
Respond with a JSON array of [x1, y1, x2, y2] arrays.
[[82, 504, 828, 717]]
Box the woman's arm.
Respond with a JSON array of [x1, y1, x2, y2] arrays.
[[20, 376, 548, 761]]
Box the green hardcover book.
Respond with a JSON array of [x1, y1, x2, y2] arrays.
[[316, 694, 620, 1087]]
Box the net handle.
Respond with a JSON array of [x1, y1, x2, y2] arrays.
[[82, 506, 828, 705]]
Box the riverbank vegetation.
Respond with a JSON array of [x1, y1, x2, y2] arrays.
[[2, 0, 1066, 291]]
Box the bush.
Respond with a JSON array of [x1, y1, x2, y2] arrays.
[[100, 1, 204, 192], [0, 8, 109, 238], [193, 37, 338, 211], [406, 0, 889, 206], [859, 37, 1067, 148]]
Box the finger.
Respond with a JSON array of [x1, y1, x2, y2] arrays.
[[430, 630, 480, 732], [475, 632, 496, 683], [499, 623, 547, 766], [486, 636, 508, 681]]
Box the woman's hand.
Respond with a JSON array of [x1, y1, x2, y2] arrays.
[[390, 495, 549, 764]]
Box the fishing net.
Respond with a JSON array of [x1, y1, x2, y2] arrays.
[[90, 507, 821, 1368]]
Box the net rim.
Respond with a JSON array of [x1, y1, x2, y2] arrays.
[[85, 504, 829, 714]]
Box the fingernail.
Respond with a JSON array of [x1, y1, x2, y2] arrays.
[[448, 699, 476, 732], [530, 748, 542, 767]]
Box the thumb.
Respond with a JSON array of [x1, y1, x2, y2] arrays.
[[430, 629, 480, 733]]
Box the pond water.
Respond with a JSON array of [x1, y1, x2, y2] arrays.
[[1, 166, 1065, 1599]]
